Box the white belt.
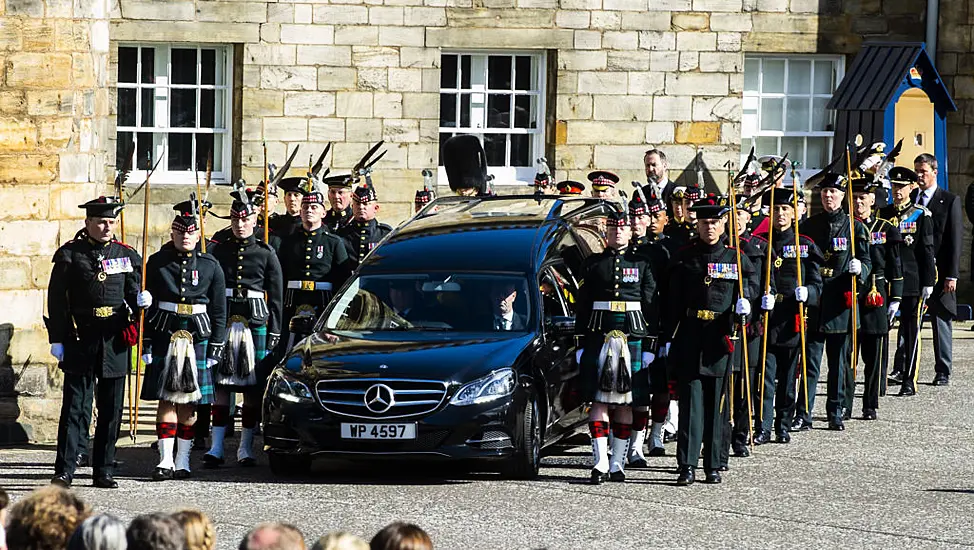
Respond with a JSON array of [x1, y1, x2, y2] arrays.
[[592, 301, 641, 312], [226, 289, 264, 298], [287, 280, 333, 291], [158, 301, 207, 315]]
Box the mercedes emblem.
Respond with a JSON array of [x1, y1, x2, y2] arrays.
[[364, 383, 395, 414]]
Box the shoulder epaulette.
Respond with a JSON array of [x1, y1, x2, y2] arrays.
[[378, 222, 393, 231]]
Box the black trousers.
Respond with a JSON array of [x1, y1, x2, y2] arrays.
[[677, 375, 725, 471], [760, 345, 800, 433], [894, 296, 922, 391], [55, 372, 125, 478], [854, 333, 884, 412], [797, 332, 849, 423]]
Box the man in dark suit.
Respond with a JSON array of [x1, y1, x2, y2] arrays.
[[914, 153, 963, 386], [489, 281, 527, 331]]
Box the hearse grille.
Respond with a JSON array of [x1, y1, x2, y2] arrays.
[[316, 378, 449, 419]]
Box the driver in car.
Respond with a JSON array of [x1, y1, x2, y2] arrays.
[[490, 282, 527, 331]]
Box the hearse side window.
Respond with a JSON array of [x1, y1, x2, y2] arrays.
[[539, 269, 568, 319], [548, 264, 577, 316]]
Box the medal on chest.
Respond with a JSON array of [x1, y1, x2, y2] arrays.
[[621, 267, 639, 283], [899, 221, 916, 234], [904, 235, 915, 246], [832, 237, 848, 251], [192, 270, 199, 286], [317, 245, 324, 259], [870, 232, 886, 245], [774, 257, 783, 269], [781, 245, 808, 259], [707, 262, 738, 281]]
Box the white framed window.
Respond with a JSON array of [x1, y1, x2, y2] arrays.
[[116, 43, 233, 185], [742, 55, 845, 181], [438, 51, 547, 185]]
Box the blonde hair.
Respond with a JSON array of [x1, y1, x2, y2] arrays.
[[172, 509, 216, 550], [311, 532, 368, 550], [6, 486, 91, 550]]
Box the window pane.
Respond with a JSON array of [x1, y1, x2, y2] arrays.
[[441, 54, 458, 88], [760, 98, 783, 131], [787, 60, 811, 95], [438, 133, 453, 166], [740, 138, 754, 162], [171, 89, 197, 128], [813, 61, 834, 94], [116, 132, 134, 170], [459, 93, 471, 127], [140, 88, 154, 128], [762, 60, 785, 93], [812, 97, 832, 131], [483, 133, 505, 166], [514, 95, 537, 129], [510, 134, 530, 167], [786, 97, 810, 132], [488, 56, 511, 90], [460, 55, 471, 89], [168, 133, 193, 171], [136, 132, 155, 170], [195, 134, 215, 171], [754, 136, 777, 157], [781, 136, 804, 166], [118, 89, 136, 126], [171, 48, 197, 85], [806, 137, 829, 169], [140, 47, 155, 84], [440, 93, 457, 128], [118, 47, 137, 83], [487, 94, 510, 128], [200, 89, 215, 128], [515, 56, 532, 91], [201, 49, 216, 86], [744, 58, 759, 93]]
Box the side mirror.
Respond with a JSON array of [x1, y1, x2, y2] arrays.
[[548, 316, 575, 337]]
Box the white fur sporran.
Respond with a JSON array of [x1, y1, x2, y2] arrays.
[[217, 317, 257, 387], [159, 330, 201, 404], [595, 330, 632, 405]]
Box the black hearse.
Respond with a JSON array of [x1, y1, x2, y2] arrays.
[[262, 196, 613, 479]]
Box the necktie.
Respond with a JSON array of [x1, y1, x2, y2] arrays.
[[496, 317, 509, 330]]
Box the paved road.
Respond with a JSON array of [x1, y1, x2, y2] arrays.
[[3, 329, 974, 549]]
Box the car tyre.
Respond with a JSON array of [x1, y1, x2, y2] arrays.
[[267, 452, 312, 477], [502, 396, 541, 480]]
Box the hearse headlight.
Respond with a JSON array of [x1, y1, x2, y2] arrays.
[[450, 369, 516, 406], [269, 370, 314, 403]]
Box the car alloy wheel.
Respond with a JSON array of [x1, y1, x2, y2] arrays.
[[503, 395, 541, 480]]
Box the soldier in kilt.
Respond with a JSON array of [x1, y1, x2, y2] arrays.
[[204, 189, 284, 468], [141, 198, 226, 481], [575, 210, 657, 484]]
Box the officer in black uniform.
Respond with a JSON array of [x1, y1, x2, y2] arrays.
[[268, 177, 304, 239], [339, 183, 393, 265], [47, 197, 147, 489], [881, 167, 936, 396], [141, 199, 227, 481], [556, 180, 586, 196], [660, 194, 758, 485], [323, 174, 355, 232], [277, 179, 354, 353], [751, 189, 823, 445], [575, 210, 657, 484], [203, 190, 284, 468], [794, 174, 871, 432], [663, 184, 701, 247], [848, 177, 902, 419]]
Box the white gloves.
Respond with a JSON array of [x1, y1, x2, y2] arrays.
[[887, 301, 900, 324], [642, 351, 656, 365], [660, 342, 671, 358], [848, 259, 862, 275], [921, 286, 934, 300], [206, 358, 219, 369], [735, 298, 751, 316], [141, 354, 152, 366], [137, 290, 153, 308], [575, 349, 584, 364], [761, 294, 776, 311], [795, 286, 809, 303], [51, 343, 64, 362]]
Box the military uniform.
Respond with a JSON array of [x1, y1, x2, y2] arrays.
[[556, 180, 586, 196], [663, 184, 701, 247], [47, 198, 143, 488], [415, 184, 435, 213], [795, 175, 871, 431], [881, 167, 937, 396], [271, 177, 305, 239], [339, 184, 392, 264], [575, 210, 656, 483], [660, 195, 758, 485]]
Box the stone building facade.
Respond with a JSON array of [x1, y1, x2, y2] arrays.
[[0, 0, 969, 442]]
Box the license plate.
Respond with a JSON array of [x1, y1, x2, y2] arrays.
[[340, 423, 417, 440]]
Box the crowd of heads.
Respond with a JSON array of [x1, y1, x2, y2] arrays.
[[0, 486, 432, 550]]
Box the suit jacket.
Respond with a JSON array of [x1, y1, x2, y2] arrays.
[[494, 313, 527, 331], [923, 187, 963, 315]]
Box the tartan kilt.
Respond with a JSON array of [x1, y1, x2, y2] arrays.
[[579, 313, 643, 405], [140, 337, 213, 405], [216, 324, 267, 391]]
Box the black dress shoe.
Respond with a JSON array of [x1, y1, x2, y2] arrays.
[[790, 417, 812, 432], [842, 408, 852, 421], [731, 442, 750, 457], [717, 464, 729, 472], [753, 431, 772, 445], [898, 385, 916, 397], [663, 431, 677, 443], [76, 454, 90, 468], [174, 469, 191, 480], [776, 430, 791, 444], [51, 473, 72, 488], [93, 474, 118, 489], [628, 457, 649, 469], [677, 466, 695, 486], [932, 374, 949, 386], [202, 454, 225, 468], [888, 370, 905, 385], [238, 457, 257, 468], [647, 446, 666, 457], [608, 470, 626, 482], [828, 419, 845, 431], [151, 467, 174, 481], [862, 409, 877, 420], [705, 470, 722, 484], [589, 469, 608, 485]]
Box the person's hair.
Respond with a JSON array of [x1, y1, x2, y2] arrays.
[[369, 522, 432, 550], [171, 509, 216, 550], [915, 153, 938, 171], [644, 148, 667, 163], [126, 513, 186, 550], [238, 523, 305, 550], [311, 532, 369, 550], [67, 514, 128, 550], [6, 485, 91, 550], [0, 487, 8, 510]]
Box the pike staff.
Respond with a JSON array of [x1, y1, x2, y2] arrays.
[[793, 175, 810, 416], [845, 144, 860, 380], [727, 166, 754, 449], [132, 155, 161, 441], [263, 143, 270, 244]]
